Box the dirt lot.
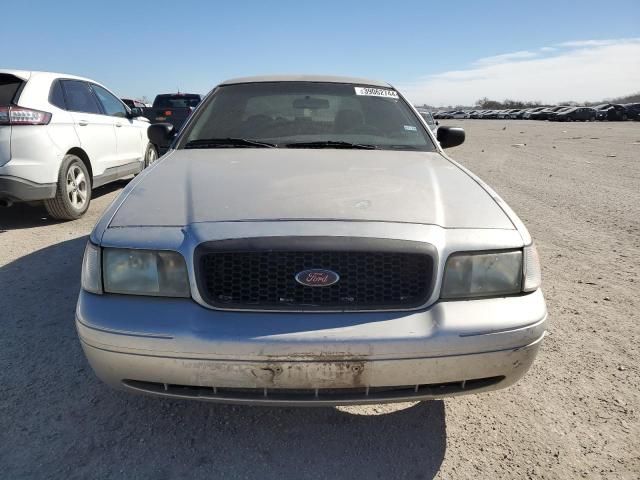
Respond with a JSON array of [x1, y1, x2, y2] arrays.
[[1, 120, 638, 479]]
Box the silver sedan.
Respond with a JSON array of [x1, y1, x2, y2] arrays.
[[77, 75, 546, 406]]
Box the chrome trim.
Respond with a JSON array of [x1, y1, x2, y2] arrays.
[[76, 318, 174, 339]]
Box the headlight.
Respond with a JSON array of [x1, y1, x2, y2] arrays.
[[103, 248, 190, 297], [81, 242, 103, 294], [441, 250, 523, 299]]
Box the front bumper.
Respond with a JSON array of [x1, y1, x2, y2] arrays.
[[76, 289, 547, 406]]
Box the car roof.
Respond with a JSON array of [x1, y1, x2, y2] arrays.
[[219, 75, 391, 88], [0, 69, 95, 83]]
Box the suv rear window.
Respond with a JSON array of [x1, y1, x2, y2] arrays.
[[153, 95, 200, 108], [0, 74, 24, 105]]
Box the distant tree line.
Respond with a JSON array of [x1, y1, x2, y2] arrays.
[[475, 97, 544, 109], [591, 92, 640, 105]]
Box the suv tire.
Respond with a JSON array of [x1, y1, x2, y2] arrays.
[[44, 155, 91, 220], [144, 143, 158, 168]]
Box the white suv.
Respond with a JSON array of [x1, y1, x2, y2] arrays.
[[0, 70, 157, 219]]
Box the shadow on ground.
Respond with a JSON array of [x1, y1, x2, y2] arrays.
[[0, 237, 447, 479], [0, 180, 128, 231]]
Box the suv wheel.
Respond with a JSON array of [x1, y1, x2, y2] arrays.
[[44, 155, 91, 220], [144, 143, 158, 168]]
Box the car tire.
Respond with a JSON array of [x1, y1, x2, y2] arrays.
[[590, 116, 596, 122], [622, 114, 628, 121], [44, 155, 91, 220], [144, 143, 158, 168]]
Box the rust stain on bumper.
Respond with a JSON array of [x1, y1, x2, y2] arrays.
[[179, 357, 367, 388]]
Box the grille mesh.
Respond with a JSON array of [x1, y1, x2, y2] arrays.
[[198, 247, 434, 311]]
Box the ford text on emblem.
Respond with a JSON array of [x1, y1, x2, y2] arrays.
[[295, 269, 340, 287]]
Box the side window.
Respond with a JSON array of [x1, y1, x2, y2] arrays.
[[49, 80, 66, 109], [92, 84, 127, 118], [62, 80, 102, 114]]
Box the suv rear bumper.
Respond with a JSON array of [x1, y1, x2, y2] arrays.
[[0, 175, 56, 202]]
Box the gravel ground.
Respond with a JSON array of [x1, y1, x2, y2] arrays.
[[1, 120, 638, 479]]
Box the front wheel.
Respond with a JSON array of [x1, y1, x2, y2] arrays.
[[144, 143, 158, 168], [44, 155, 91, 220]]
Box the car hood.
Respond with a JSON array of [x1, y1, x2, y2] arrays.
[[109, 149, 514, 229]]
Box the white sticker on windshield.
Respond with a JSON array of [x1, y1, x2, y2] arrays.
[[404, 125, 417, 131], [354, 87, 399, 98]]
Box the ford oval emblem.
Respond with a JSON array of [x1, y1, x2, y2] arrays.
[[295, 269, 340, 287]]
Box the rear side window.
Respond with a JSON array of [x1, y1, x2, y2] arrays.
[[49, 80, 66, 109], [0, 74, 24, 105], [92, 84, 127, 118], [61, 80, 101, 114]]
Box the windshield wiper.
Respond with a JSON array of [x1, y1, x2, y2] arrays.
[[184, 138, 277, 149], [284, 141, 379, 150], [384, 144, 425, 151]]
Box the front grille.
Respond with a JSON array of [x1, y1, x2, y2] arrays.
[[195, 237, 436, 311]]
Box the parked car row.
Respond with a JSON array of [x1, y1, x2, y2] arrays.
[[433, 103, 640, 121]]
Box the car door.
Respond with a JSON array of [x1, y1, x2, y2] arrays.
[[91, 84, 144, 166], [61, 80, 118, 176]]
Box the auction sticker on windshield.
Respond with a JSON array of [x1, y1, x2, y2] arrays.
[[354, 87, 399, 98]]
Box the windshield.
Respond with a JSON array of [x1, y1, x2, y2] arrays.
[[154, 95, 200, 108], [180, 82, 436, 151]]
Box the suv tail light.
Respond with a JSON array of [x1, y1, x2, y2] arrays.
[[0, 106, 52, 125]]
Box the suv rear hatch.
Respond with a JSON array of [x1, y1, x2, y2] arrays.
[[147, 93, 201, 129], [0, 73, 27, 167]]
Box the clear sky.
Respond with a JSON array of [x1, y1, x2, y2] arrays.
[[4, 0, 640, 105]]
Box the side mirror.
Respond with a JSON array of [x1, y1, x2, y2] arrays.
[[437, 126, 465, 149], [148, 123, 176, 149], [128, 107, 144, 118], [435, 120, 439, 126]]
